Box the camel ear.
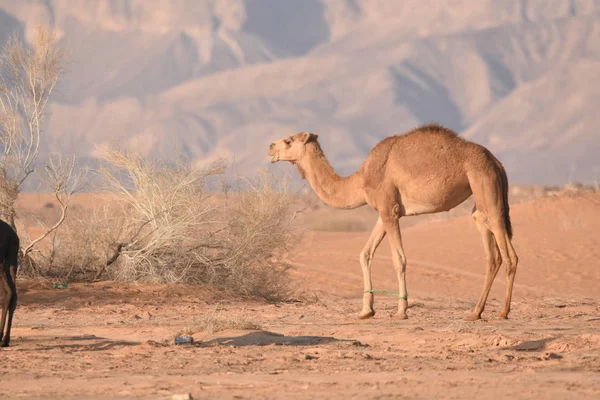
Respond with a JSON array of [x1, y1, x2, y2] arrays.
[[300, 132, 318, 144]]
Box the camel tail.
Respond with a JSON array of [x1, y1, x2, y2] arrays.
[[495, 158, 512, 239]]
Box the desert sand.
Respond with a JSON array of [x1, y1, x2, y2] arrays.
[[1, 192, 599, 399]]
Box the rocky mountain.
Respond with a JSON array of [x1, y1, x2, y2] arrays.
[[0, 0, 599, 184]]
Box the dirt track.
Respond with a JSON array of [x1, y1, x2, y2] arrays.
[[1, 193, 600, 399]]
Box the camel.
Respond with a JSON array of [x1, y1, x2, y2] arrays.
[[268, 123, 518, 320], [0, 219, 19, 347]]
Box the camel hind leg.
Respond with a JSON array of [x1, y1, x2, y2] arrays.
[[489, 221, 518, 318], [468, 166, 518, 319], [468, 209, 502, 320]]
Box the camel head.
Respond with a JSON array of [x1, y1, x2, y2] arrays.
[[268, 132, 319, 164]]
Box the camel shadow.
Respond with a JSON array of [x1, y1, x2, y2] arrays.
[[14, 334, 140, 352], [506, 337, 558, 352], [199, 330, 359, 347]]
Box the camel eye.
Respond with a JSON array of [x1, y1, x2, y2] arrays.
[[284, 139, 291, 146]]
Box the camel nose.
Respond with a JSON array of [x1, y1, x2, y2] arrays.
[[269, 143, 275, 149]]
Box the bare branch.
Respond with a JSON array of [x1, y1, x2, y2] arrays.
[[23, 190, 67, 255], [23, 153, 87, 255]]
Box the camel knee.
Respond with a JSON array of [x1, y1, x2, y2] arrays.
[[393, 251, 407, 272], [485, 256, 502, 275], [359, 250, 371, 268], [501, 253, 517, 274], [510, 251, 519, 267], [505, 256, 518, 275], [493, 255, 502, 269], [491, 249, 502, 268], [503, 244, 518, 272]]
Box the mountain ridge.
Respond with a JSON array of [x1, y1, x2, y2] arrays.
[[1, 0, 598, 184]]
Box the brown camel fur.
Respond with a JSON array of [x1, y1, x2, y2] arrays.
[[268, 123, 518, 320], [0, 219, 19, 347]]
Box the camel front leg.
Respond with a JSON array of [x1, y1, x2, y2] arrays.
[[381, 215, 408, 320], [358, 218, 386, 319], [1, 265, 17, 347], [0, 267, 11, 344]]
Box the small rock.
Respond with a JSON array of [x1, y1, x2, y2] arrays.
[[544, 352, 563, 360], [175, 336, 194, 345], [305, 354, 318, 360]]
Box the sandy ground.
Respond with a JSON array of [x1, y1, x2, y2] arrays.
[[1, 192, 599, 399]]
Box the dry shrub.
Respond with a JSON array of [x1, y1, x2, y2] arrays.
[[29, 205, 125, 280], [97, 146, 224, 284], [216, 173, 297, 299], [86, 146, 300, 300], [16, 147, 299, 301]]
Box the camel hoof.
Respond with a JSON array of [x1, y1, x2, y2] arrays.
[[1, 342, 9, 348], [498, 313, 509, 320], [358, 310, 375, 319], [465, 313, 481, 322], [391, 312, 408, 320]]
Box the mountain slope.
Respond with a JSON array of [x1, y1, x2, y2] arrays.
[[0, 0, 598, 184]]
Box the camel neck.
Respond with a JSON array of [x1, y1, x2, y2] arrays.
[[297, 143, 366, 209]]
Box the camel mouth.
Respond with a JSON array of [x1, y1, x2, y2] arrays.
[[270, 154, 278, 163]]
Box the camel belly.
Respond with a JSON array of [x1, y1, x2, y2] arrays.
[[399, 179, 472, 216], [401, 201, 443, 216]]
